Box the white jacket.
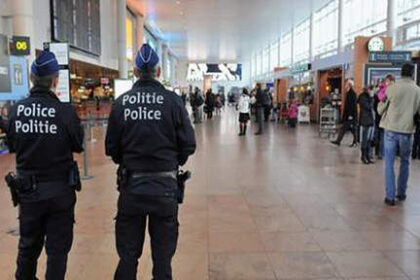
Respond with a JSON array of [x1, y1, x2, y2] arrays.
[[238, 95, 255, 113]]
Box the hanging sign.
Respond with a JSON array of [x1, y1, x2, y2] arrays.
[[9, 36, 31, 56]]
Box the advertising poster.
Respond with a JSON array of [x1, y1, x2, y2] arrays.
[[0, 35, 11, 93], [365, 66, 402, 86], [0, 56, 29, 101], [56, 69, 71, 103], [46, 42, 71, 103]]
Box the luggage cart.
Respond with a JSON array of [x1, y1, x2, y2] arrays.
[[319, 107, 338, 139]]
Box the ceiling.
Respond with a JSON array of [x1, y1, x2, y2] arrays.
[[127, 0, 331, 62]]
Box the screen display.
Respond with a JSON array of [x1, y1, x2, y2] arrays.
[[365, 66, 402, 86], [51, 0, 101, 55], [187, 64, 242, 81]]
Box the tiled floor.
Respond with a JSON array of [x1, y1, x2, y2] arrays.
[[0, 108, 420, 279]]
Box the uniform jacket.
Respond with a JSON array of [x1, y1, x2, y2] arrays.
[[343, 88, 357, 121], [105, 79, 196, 172], [7, 87, 84, 176], [378, 78, 420, 134], [358, 91, 374, 127]]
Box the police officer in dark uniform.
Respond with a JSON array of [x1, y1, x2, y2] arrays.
[[106, 44, 196, 280], [6, 51, 84, 280]]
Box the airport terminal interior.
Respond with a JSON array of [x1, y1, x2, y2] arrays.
[[1, 0, 420, 279]]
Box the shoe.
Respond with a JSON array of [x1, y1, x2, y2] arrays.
[[396, 194, 407, 201], [384, 198, 396, 206], [255, 132, 262, 135], [330, 140, 340, 146], [377, 156, 383, 160], [349, 142, 358, 148]]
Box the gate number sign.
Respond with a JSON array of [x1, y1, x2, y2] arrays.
[[9, 36, 31, 56]]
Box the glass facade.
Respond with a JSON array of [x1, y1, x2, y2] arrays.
[[250, 0, 420, 81], [293, 19, 310, 64], [313, 0, 338, 58]]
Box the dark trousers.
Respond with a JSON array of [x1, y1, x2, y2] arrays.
[[16, 193, 76, 280], [413, 125, 420, 158], [114, 192, 179, 280], [256, 107, 264, 133], [336, 119, 357, 144]]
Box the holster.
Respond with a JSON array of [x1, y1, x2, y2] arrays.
[[4, 172, 20, 207], [177, 170, 191, 204], [69, 161, 82, 192], [117, 165, 128, 191]]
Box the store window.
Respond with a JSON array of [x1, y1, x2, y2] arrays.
[[293, 19, 310, 64], [270, 41, 279, 71], [280, 32, 292, 67], [343, 0, 387, 48], [313, 0, 338, 59], [396, 0, 420, 45]]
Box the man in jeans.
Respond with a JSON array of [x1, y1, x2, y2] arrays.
[[254, 83, 264, 135], [378, 64, 420, 206]]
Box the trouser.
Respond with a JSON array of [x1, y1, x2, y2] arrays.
[[384, 131, 413, 200], [412, 125, 420, 158], [192, 108, 199, 123], [16, 192, 76, 280], [207, 110, 213, 119], [335, 119, 357, 144], [256, 107, 264, 133], [114, 192, 179, 280], [375, 126, 385, 158], [361, 126, 374, 157], [288, 118, 297, 128], [264, 107, 271, 122]]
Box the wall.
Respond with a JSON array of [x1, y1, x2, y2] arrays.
[[1, 0, 119, 70]]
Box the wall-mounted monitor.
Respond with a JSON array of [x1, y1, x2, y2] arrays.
[[187, 63, 242, 81]]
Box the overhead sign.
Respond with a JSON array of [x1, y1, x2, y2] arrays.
[[43, 42, 71, 103], [9, 36, 31, 56], [368, 36, 385, 52], [187, 64, 242, 81], [369, 51, 412, 64], [291, 63, 312, 74]]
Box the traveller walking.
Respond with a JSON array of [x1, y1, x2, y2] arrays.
[[378, 64, 420, 206], [254, 83, 264, 135], [205, 89, 215, 119], [331, 79, 358, 147]]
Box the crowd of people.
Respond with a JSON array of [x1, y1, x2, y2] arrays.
[[189, 87, 225, 123]]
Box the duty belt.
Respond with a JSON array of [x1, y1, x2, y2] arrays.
[[131, 171, 177, 180]]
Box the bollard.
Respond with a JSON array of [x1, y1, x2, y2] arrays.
[[81, 123, 93, 180]]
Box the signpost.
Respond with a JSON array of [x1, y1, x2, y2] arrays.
[[43, 42, 71, 103], [369, 51, 412, 64]]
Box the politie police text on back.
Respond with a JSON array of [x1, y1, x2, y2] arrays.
[[15, 104, 58, 134], [123, 92, 164, 121]]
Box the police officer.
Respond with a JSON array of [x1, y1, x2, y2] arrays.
[[6, 51, 84, 280], [106, 44, 196, 280]]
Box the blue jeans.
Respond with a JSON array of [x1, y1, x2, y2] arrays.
[[384, 131, 413, 200], [361, 126, 374, 157]]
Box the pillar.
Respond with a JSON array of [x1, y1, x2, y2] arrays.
[[387, 0, 397, 46], [117, 0, 128, 79], [290, 28, 294, 65], [136, 15, 144, 49], [11, 0, 35, 61], [161, 44, 169, 81], [277, 37, 281, 67], [338, 0, 344, 53]]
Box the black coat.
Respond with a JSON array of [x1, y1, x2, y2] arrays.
[[358, 91, 374, 127], [106, 79, 196, 171], [255, 88, 264, 107], [343, 88, 357, 121]]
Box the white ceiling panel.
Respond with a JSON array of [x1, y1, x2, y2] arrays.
[[128, 0, 332, 61]]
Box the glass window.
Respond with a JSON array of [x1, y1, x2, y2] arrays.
[[343, 0, 387, 47], [396, 0, 420, 45], [313, 0, 338, 58], [280, 32, 292, 67], [293, 19, 310, 64], [256, 52, 262, 75], [270, 41, 279, 70], [262, 47, 269, 74]]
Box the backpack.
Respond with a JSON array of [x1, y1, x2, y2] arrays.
[[262, 90, 271, 107], [196, 94, 204, 106]]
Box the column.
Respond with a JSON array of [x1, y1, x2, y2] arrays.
[[338, 0, 344, 53], [161, 44, 169, 81], [117, 0, 128, 79], [11, 0, 35, 61], [387, 0, 397, 46], [136, 14, 144, 49], [277, 37, 281, 67], [291, 28, 294, 66]]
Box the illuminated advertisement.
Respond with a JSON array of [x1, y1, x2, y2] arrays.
[[187, 63, 242, 81]]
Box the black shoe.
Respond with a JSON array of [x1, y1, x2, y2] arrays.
[[396, 194, 407, 201], [384, 198, 396, 206], [367, 158, 375, 164], [255, 131, 262, 135], [331, 141, 340, 146], [349, 143, 358, 148]]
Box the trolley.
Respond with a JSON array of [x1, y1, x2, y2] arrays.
[[319, 107, 338, 139]]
